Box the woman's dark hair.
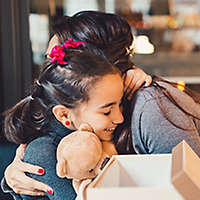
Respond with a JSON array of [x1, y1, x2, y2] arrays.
[[52, 11, 134, 73], [4, 50, 120, 144]]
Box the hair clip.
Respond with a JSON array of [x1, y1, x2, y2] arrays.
[[126, 41, 134, 56], [36, 80, 42, 86], [30, 95, 34, 100]]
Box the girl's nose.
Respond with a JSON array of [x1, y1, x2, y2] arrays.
[[112, 109, 124, 125]]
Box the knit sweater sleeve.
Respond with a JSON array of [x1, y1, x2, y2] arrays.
[[131, 87, 200, 157], [20, 135, 76, 200]]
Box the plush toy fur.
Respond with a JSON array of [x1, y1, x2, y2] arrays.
[[56, 123, 117, 180], [56, 124, 117, 198]]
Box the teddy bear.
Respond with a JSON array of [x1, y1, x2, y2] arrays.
[[56, 123, 118, 200]]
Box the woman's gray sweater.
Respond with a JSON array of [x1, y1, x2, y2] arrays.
[[131, 81, 200, 156]]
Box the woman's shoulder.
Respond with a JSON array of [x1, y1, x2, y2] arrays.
[[132, 81, 200, 123], [135, 80, 199, 106], [133, 85, 164, 105]]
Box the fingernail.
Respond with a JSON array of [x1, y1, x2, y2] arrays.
[[37, 169, 44, 174], [47, 189, 54, 195]]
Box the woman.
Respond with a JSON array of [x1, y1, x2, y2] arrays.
[[2, 10, 200, 198]]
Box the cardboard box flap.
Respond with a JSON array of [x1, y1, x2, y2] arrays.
[[87, 154, 183, 200], [86, 141, 200, 200], [89, 154, 174, 188], [171, 140, 200, 200], [88, 155, 119, 188]]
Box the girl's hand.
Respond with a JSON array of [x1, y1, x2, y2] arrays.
[[73, 179, 92, 199], [72, 179, 82, 194], [123, 67, 152, 100], [4, 144, 53, 196]]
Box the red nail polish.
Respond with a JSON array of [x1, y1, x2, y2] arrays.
[[37, 169, 44, 174], [47, 189, 53, 195]]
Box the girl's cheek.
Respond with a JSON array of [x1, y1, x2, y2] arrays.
[[97, 119, 110, 130], [90, 115, 110, 131]]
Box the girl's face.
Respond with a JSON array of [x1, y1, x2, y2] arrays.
[[70, 74, 124, 141]]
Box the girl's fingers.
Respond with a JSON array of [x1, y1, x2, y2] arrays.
[[14, 145, 44, 175], [13, 188, 45, 196], [144, 75, 152, 86], [12, 156, 45, 176], [127, 76, 151, 100], [4, 158, 52, 196], [15, 144, 27, 160], [123, 68, 152, 99], [124, 71, 141, 97], [10, 173, 53, 195], [5, 144, 54, 196], [20, 161, 45, 175], [127, 79, 144, 100], [24, 176, 54, 195], [122, 72, 134, 94]]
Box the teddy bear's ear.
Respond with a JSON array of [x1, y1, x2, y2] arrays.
[[79, 123, 94, 132], [56, 159, 67, 178]]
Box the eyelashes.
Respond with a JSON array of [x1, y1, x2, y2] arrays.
[[104, 111, 111, 116]]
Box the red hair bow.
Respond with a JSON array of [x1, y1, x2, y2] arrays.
[[48, 38, 86, 65]]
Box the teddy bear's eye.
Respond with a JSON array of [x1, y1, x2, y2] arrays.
[[89, 169, 94, 173]]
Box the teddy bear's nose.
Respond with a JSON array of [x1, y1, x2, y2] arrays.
[[89, 169, 94, 173]]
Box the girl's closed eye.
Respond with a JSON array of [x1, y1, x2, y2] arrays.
[[104, 111, 111, 116]]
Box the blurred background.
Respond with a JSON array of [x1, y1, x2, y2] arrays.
[[0, 0, 200, 199]]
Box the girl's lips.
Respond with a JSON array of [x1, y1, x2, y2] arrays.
[[104, 127, 115, 132], [104, 128, 115, 140]]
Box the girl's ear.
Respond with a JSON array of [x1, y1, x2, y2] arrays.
[[46, 34, 59, 55], [52, 105, 70, 126]]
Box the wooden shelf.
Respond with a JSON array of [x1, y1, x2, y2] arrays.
[[133, 52, 200, 78]]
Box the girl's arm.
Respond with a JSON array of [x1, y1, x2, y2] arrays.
[[4, 144, 53, 196], [123, 67, 152, 100]]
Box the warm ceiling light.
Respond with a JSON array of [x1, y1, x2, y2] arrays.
[[134, 35, 155, 54]]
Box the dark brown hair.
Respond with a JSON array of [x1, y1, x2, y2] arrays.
[[52, 11, 134, 73], [4, 50, 120, 144]]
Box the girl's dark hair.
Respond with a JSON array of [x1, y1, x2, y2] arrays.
[[4, 50, 119, 144], [114, 76, 200, 154], [52, 11, 134, 73]]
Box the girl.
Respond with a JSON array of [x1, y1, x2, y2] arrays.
[[3, 40, 124, 199], [3, 11, 200, 197], [2, 10, 153, 197]]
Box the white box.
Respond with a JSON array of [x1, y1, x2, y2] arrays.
[[86, 141, 200, 200]]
